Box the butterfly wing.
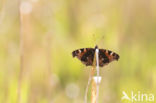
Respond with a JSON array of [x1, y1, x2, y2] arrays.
[[72, 48, 95, 66], [99, 49, 119, 67], [72, 47, 119, 67]]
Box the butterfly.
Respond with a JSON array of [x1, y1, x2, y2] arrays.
[[72, 45, 119, 67]]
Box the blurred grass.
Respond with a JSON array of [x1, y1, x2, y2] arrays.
[[0, 0, 156, 103]]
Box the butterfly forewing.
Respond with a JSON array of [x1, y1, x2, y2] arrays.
[[99, 49, 119, 67], [72, 48, 95, 66]]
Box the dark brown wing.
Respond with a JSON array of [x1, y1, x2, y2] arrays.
[[99, 49, 119, 67], [72, 48, 95, 66]]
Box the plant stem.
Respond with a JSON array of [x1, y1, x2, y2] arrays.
[[91, 68, 96, 103]]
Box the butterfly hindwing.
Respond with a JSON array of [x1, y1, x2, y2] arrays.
[[99, 49, 110, 67], [81, 48, 95, 66]]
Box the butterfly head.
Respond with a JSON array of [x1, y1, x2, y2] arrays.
[[95, 45, 98, 49]]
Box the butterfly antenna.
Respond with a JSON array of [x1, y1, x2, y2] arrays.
[[92, 34, 98, 45], [98, 35, 105, 46]]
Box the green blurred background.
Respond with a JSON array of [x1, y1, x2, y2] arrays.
[[0, 0, 156, 103]]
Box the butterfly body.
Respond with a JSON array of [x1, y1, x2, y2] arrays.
[[72, 45, 119, 67]]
